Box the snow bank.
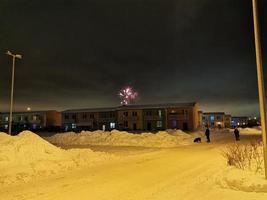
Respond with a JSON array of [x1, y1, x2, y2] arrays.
[[0, 131, 115, 186], [238, 127, 262, 135], [47, 129, 195, 148], [216, 168, 267, 193]]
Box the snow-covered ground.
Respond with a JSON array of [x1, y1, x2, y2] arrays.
[[0, 128, 267, 200], [45, 129, 196, 148]]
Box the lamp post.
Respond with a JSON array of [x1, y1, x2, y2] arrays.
[[251, 0, 267, 179], [6, 50, 22, 135]]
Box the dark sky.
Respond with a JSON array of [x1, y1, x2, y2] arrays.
[[0, 0, 266, 116]]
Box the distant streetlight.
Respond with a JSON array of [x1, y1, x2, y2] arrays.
[[6, 50, 22, 135], [252, 0, 267, 179], [27, 107, 31, 111]]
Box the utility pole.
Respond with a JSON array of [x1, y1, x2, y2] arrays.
[[6, 50, 22, 135], [252, 0, 267, 179]]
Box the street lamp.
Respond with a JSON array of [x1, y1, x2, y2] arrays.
[[251, 0, 267, 179], [6, 50, 22, 135]]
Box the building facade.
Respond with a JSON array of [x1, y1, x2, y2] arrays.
[[231, 116, 249, 127], [203, 112, 226, 128], [62, 108, 117, 131], [0, 110, 61, 132], [61, 102, 201, 132]]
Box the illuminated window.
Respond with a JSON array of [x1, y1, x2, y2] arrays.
[[33, 115, 37, 121], [5, 117, 8, 122], [72, 123, 76, 129], [210, 116, 215, 121], [158, 110, 162, 117], [32, 124, 37, 129], [110, 122, 116, 129], [4, 125, 8, 129]]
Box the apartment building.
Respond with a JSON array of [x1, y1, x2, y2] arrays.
[[61, 102, 200, 132], [231, 116, 249, 127], [62, 107, 117, 131], [202, 112, 226, 128], [0, 110, 61, 132]]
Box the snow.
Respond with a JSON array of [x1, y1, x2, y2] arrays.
[[0, 129, 267, 200], [0, 131, 116, 186], [46, 129, 196, 148], [238, 127, 262, 135]]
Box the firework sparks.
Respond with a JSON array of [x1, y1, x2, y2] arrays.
[[118, 86, 138, 105]]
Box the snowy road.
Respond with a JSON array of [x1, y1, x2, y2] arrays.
[[1, 132, 267, 200]]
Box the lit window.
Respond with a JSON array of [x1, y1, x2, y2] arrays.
[[4, 125, 8, 129], [210, 116, 215, 121], [158, 110, 162, 117], [72, 123, 76, 129], [5, 117, 8, 122], [110, 122, 116, 129], [33, 115, 37, 121]]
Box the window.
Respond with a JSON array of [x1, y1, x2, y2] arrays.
[[72, 115, 76, 120], [4, 124, 8, 129], [123, 112, 128, 117], [32, 124, 37, 129], [146, 111, 152, 116], [90, 114, 94, 119], [71, 123, 76, 129], [110, 112, 115, 118], [33, 115, 37, 121], [65, 115, 69, 120], [124, 121, 128, 127], [5, 116, 8, 122], [217, 116, 221, 120], [110, 122, 116, 129], [82, 113, 87, 119], [132, 111, 137, 117], [158, 110, 162, 117], [210, 115, 215, 121], [157, 121, 162, 128]]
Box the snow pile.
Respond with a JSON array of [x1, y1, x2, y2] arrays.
[[238, 127, 262, 135], [0, 131, 115, 186], [47, 129, 195, 147], [216, 168, 267, 192]]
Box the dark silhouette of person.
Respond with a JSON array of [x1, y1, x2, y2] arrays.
[[234, 128, 240, 141], [205, 128, 210, 143]]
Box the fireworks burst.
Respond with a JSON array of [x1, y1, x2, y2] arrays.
[[118, 86, 138, 105]]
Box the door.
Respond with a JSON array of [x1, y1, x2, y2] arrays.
[[133, 123, 137, 130], [147, 122, 152, 130], [183, 122, 188, 131]]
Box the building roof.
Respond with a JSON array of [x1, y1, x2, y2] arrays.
[[203, 112, 225, 115], [0, 110, 58, 115], [62, 102, 197, 113], [63, 107, 118, 113]]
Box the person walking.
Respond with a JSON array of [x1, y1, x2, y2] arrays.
[[234, 128, 240, 141], [205, 127, 211, 143]]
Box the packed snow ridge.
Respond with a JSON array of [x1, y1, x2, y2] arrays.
[[47, 129, 197, 147]]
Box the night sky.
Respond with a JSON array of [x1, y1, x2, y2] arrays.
[[0, 0, 266, 116]]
